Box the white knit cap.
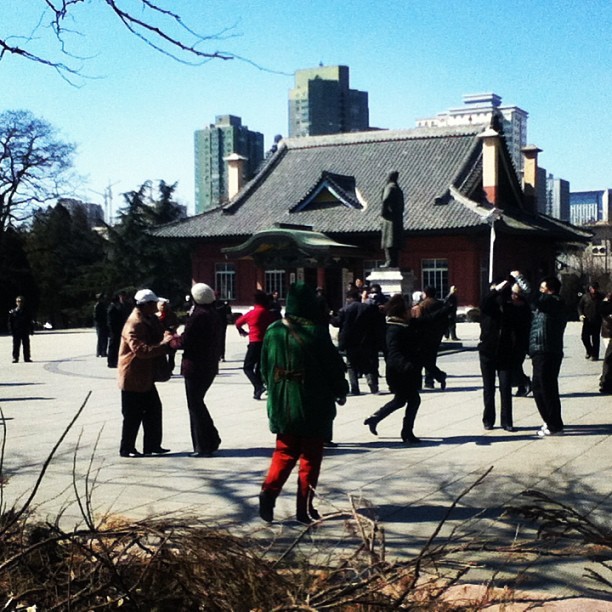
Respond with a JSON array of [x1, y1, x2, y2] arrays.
[[191, 283, 215, 305], [134, 289, 159, 304]]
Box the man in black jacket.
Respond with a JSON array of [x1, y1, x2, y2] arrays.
[[577, 282, 604, 361], [8, 296, 34, 363], [530, 276, 567, 437]]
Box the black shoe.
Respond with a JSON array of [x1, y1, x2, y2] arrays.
[[368, 385, 379, 394], [323, 440, 338, 448], [424, 383, 434, 389], [120, 449, 143, 458], [24, 359, 32, 362], [297, 507, 321, 524], [190, 451, 213, 458], [439, 374, 447, 391], [144, 447, 171, 455], [12, 359, 18, 363], [402, 433, 421, 444], [253, 387, 265, 400], [259, 490, 275, 523], [364, 417, 378, 436], [483, 424, 494, 431], [503, 425, 517, 432]]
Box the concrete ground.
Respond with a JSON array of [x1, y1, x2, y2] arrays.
[[1, 322, 611, 605]]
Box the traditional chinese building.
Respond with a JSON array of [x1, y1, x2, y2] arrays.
[[154, 124, 589, 312]]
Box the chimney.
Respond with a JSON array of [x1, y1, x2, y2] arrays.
[[478, 128, 501, 206], [521, 145, 542, 214], [224, 153, 248, 200]]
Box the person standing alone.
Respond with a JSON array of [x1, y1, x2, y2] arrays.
[[8, 296, 34, 363], [578, 282, 604, 361]]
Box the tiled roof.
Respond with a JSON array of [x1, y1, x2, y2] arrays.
[[153, 125, 583, 243]]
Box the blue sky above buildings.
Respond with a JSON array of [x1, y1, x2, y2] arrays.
[[1, 0, 610, 215]]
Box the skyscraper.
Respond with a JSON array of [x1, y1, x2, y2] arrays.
[[194, 115, 264, 214], [288, 65, 369, 138], [416, 93, 528, 174]]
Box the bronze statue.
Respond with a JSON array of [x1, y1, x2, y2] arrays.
[[380, 170, 404, 268]]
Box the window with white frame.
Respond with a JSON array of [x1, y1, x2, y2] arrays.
[[215, 262, 236, 300], [421, 258, 448, 298], [265, 269, 286, 299]]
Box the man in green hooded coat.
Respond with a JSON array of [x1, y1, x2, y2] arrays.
[[258, 282, 348, 524]]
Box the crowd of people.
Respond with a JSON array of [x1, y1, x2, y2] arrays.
[[6, 273, 611, 524]]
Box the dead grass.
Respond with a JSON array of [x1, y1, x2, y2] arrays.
[[1, 397, 610, 610]]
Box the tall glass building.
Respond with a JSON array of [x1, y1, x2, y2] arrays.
[[194, 115, 264, 214], [288, 66, 369, 138]]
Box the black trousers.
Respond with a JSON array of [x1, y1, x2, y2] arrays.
[[184, 373, 221, 454], [479, 353, 513, 428], [243, 341, 264, 392], [95, 325, 108, 357], [531, 353, 564, 432], [368, 386, 421, 439], [107, 333, 121, 368], [120, 387, 163, 454], [599, 341, 612, 393], [581, 320, 601, 359], [12, 333, 31, 361]]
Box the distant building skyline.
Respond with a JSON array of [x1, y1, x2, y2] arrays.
[[57, 198, 104, 228], [288, 65, 370, 137], [569, 189, 612, 226], [194, 115, 264, 214], [416, 92, 528, 174]]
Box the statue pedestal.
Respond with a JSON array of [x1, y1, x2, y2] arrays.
[[367, 268, 415, 299]]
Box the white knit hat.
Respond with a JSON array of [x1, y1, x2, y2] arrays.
[[134, 289, 160, 304], [191, 283, 215, 305]]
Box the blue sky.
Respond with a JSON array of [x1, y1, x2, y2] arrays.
[[1, 0, 610, 216]]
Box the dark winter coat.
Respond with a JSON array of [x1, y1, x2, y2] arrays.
[[8, 307, 34, 337], [529, 293, 567, 357], [478, 289, 531, 369], [180, 304, 222, 379], [577, 291, 604, 323]]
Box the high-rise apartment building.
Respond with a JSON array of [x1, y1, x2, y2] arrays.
[[569, 189, 612, 226], [288, 65, 369, 138], [546, 175, 570, 222], [416, 93, 528, 174], [194, 115, 264, 214]]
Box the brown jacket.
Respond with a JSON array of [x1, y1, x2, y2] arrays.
[[118, 307, 168, 392]]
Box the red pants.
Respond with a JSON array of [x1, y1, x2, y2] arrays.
[[262, 434, 324, 516]]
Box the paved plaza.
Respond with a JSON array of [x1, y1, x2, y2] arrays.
[[1, 322, 611, 602]]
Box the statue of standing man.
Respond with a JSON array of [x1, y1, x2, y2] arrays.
[[380, 170, 405, 268]]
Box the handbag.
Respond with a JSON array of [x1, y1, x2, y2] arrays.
[[154, 353, 173, 382]]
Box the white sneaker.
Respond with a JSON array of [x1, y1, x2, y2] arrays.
[[537, 427, 563, 437]]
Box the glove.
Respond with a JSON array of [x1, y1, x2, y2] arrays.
[[495, 280, 509, 292], [579, 315, 586, 322], [336, 396, 347, 406]]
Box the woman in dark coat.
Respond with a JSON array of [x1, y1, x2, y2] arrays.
[[364, 294, 450, 443], [180, 283, 223, 457]]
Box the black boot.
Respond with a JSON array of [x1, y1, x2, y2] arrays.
[[364, 416, 379, 436], [259, 490, 275, 522]]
